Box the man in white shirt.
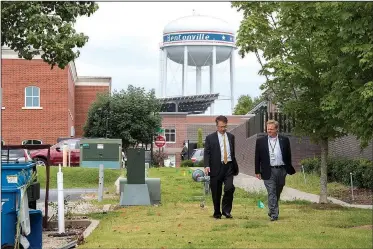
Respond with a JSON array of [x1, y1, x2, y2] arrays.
[[204, 115, 239, 219], [255, 119, 296, 221]]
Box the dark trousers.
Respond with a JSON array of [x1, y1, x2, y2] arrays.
[[263, 167, 287, 218], [210, 162, 235, 216]]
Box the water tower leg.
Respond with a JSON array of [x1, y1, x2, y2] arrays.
[[196, 66, 202, 94], [182, 46, 188, 96], [159, 49, 163, 98], [230, 50, 235, 114], [210, 46, 216, 115], [163, 49, 168, 97]]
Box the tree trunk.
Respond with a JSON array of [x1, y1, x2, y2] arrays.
[[319, 138, 328, 203]]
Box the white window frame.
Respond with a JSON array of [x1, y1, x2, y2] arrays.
[[23, 86, 42, 109], [22, 139, 43, 145], [163, 128, 176, 143]]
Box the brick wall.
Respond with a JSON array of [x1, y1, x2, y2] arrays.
[[186, 115, 251, 124], [74, 86, 109, 137], [185, 115, 249, 142], [67, 65, 75, 136], [230, 121, 321, 176], [160, 113, 188, 167], [1, 59, 69, 145], [329, 135, 373, 161], [186, 123, 240, 143]]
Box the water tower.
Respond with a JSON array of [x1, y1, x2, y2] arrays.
[[159, 13, 236, 114]]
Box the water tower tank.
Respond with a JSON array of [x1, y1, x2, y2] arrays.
[[159, 14, 237, 114], [163, 15, 236, 66]]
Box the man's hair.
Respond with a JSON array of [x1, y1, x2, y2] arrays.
[[215, 115, 228, 125], [266, 119, 279, 129]]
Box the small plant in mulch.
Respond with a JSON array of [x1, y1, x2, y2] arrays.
[[48, 195, 75, 221]]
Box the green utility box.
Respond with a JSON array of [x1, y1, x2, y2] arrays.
[[80, 138, 122, 169], [127, 148, 145, 184]]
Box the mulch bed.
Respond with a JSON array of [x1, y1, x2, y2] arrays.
[[331, 188, 372, 205]]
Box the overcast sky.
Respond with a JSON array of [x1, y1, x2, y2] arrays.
[[74, 2, 265, 115]]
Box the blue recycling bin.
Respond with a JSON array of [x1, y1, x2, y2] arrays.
[[27, 209, 43, 249], [2, 161, 42, 248], [1, 162, 35, 188], [1, 188, 20, 247]]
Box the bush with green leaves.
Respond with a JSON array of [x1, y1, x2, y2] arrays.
[[301, 157, 373, 189], [180, 160, 194, 168]]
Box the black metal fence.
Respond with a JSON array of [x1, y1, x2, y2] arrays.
[[247, 112, 295, 137]]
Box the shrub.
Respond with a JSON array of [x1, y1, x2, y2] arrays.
[[197, 160, 204, 168], [180, 160, 194, 168], [300, 156, 373, 189], [301, 157, 320, 173], [152, 150, 167, 167], [197, 128, 203, 148]]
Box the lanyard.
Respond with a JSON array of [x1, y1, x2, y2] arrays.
[[269, 138, 277, 153]]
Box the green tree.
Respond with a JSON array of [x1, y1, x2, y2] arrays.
[[233, 94, 264, 115], [232, 2, 373, 203], [1, 1, 98, 69], [84, 85, 162, 150], [197, 128, 203, 148]]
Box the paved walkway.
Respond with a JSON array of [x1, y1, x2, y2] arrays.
[[192, 167, 371, 209], [233, 173, 372, 210]]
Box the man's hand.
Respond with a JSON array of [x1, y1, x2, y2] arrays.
[[255, 174, 262, 180], [204, 167, 210, 176]]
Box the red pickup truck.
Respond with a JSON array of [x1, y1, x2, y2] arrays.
[[30, 139, 81, 166]]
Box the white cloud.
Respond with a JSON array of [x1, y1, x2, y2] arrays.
[[74, 2, 264, 115]]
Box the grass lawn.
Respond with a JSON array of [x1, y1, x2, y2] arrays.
[[80, 168, 372, 248], [36, 166, 124, 189], [286, 172, 351, 195]]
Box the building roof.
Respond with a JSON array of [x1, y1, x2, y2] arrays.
[[246, 100, 267, 114], [159, 93, 219, 114]]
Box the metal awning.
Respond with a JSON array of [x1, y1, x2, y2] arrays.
[[159, 94, 219, 114]]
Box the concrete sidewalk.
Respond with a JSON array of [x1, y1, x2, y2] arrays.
[[193, 167, 371, 209], [233, 173, 372, 210]]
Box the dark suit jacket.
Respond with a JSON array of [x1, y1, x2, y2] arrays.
[[204, 132, 239, 177], [255, 134, 296, 180]]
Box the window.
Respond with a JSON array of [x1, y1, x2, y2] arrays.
[[1, 149, 24, 158], [22, 140, 43, 145], [164, 128, 176, 143], [25, 86, 40, 107]]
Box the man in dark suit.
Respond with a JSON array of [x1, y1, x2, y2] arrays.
[[255, 119, 296, 221], [204, 115, 239, 219]]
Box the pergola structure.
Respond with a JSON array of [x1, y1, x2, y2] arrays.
[[158, 93, 219, 114]]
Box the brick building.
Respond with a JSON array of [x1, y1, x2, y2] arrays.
[[159, 112, 251, 166], [1, 48, 111, 145]]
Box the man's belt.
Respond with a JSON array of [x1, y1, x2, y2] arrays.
[[271, 165, 284, 168]]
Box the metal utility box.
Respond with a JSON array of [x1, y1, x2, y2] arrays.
[[119, 178, 161, 204], [80, 138, 122, 169], [127, 148, 145, 184]]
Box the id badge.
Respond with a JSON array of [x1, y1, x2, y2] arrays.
[[270, 152, 275, 161]]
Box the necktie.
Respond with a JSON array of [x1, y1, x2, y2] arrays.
[[223, 134, 228, 164]]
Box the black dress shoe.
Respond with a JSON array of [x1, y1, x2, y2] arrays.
[[270, 217, 278, 221], [223, 213, 233, 219], [213, 214, 222, 219]]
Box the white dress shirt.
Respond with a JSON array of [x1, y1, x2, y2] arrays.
[[267, 135, 285, 166], [217, 132, 232, 163]]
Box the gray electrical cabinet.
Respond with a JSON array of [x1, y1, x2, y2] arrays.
[[119, 148, 161, 206], [80, 138, 122, 169]]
